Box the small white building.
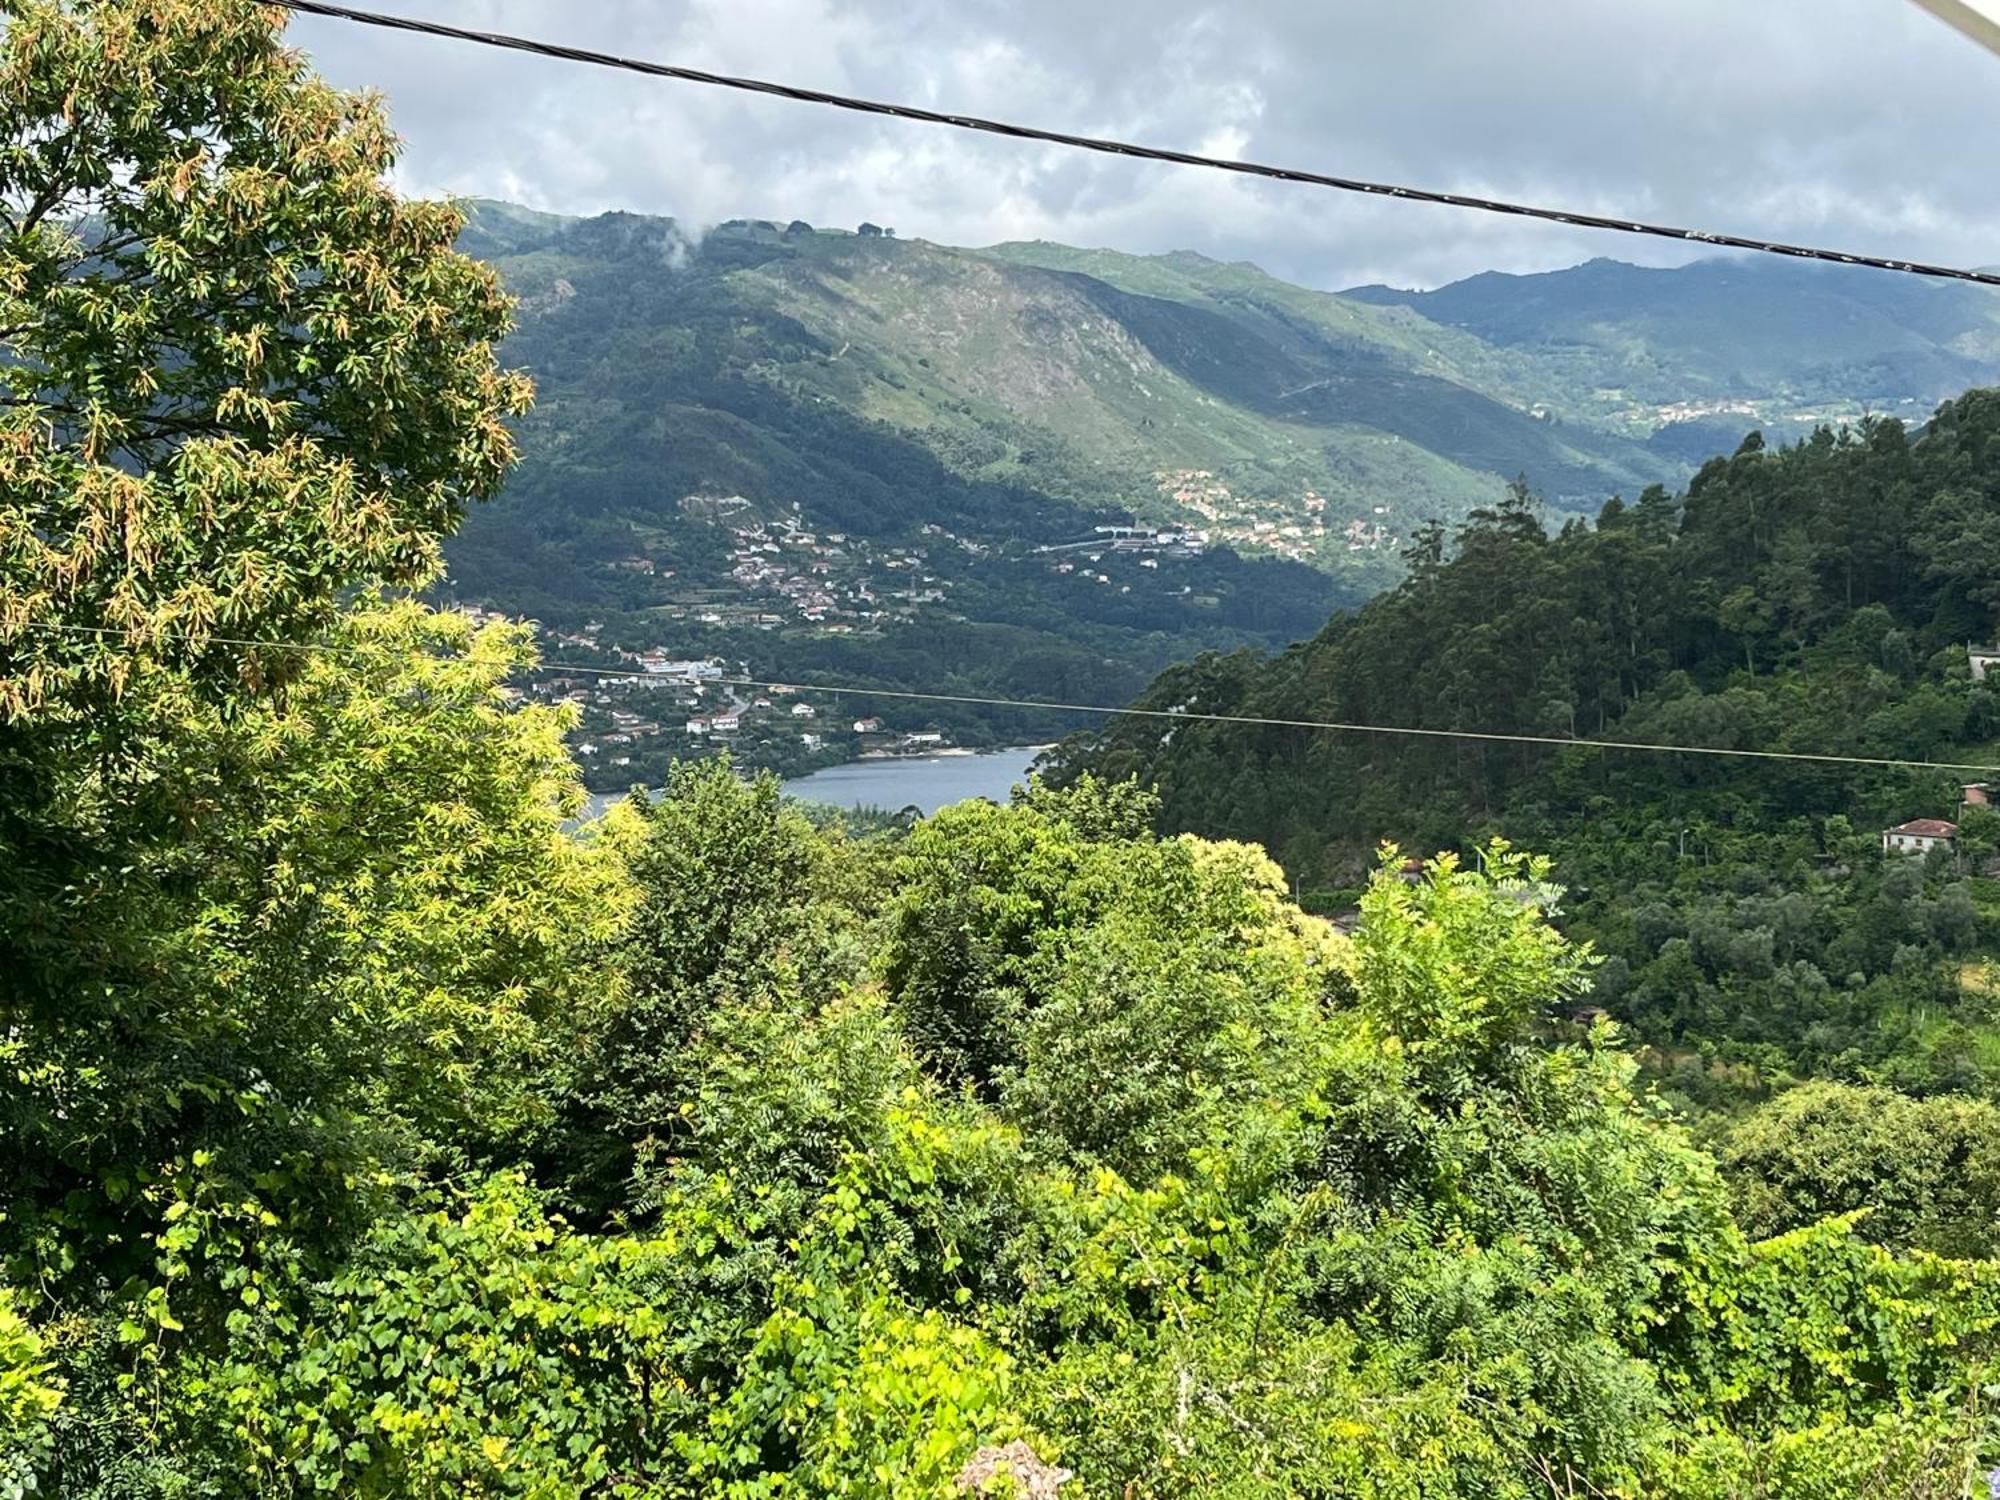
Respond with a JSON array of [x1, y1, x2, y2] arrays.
[[791, 702, 817, 718], [853, 717, 885, 734], [711, 713, 741, 733], [1882, 818, 1957, 856], [684, 717, 710, 735], [1972, 647, 2000, 682]]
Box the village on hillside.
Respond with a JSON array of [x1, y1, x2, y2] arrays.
[[1157, 468, 1395, 561], [452, 601, 969, 789]]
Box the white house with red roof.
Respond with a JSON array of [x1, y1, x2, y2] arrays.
[[1881, 818, 1957, 856]]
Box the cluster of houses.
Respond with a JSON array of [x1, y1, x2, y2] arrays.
[[685, 694, 818, 738], [596, 502, 961, 632], [679, 699, 949, 756], [1154, 468, 1385, 562], [512, 600, 964, 766], [522, 650, 740, 767]]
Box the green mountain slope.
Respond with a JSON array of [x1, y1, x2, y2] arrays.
[[450, 204, 1650, 603], [453, 206, 2000, 597], [440, 202, 2000, 786], [1345, 255, 2000, 452], [982, 239, 1673, 505], [445, 206, 1353, 782], [1054, 391, 2000, 1106]]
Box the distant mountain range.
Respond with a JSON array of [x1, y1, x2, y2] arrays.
[[1343, 255, 2000, 464], [439, 202, 2000, 767]]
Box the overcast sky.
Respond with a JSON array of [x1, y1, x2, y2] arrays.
[[285, 0, 2000, 292]]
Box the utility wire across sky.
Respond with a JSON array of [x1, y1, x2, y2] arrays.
[[23, 621, 2000, 777], [265, 0, 2000, 289], [61, 5, 1992, 777]]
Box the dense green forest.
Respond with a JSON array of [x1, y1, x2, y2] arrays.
[[1055, 394, 2000, 1110], [8, 3, 2000, 1495]]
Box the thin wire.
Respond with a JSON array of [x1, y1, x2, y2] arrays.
[[20, 620, 2000, 775], [263, 0, 2000, 289]]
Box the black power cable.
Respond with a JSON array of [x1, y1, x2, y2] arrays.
[[266, 0, 2000, 289], [25, 622, 2000, 775]]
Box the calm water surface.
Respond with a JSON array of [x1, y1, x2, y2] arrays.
[[781, 746, 1049, 813], [581, 745, 1048, 822], [776, 748, 1056, 816]]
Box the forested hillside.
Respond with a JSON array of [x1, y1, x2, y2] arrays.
[[443, 204, 1348, 766], [447, 201, 1653, 616], [438, 205, 2000, 782], [1056, 392, 2000, 1109], [11, 4, 2000, 1495]]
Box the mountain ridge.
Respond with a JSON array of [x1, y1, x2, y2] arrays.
[[441, 201, 2000, 784]]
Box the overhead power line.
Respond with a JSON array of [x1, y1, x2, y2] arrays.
[[22, 620, 2000, 775], [266, 0, 2000, 289]]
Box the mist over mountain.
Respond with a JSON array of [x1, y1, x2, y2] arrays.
[[441, 202, 2000, 773], [456, 200, 2000, 574]]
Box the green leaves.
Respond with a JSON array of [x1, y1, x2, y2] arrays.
[[0, 0, 534, 696], [208, 1175, 681, 1495], [0, 1290, 63, 1496], [879, 786, 1338, 1181], [3, 597, 628, 1311], [1721, 1082, 2000, 1258], [12, 763, 2000, 1494], [1351, 841, 1587, 1085]]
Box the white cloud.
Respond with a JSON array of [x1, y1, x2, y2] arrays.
[[287, 0, 2000, 289]]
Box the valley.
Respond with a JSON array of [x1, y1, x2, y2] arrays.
[[442, 204, 2000, 786], [23, 5, 2000, 1489]]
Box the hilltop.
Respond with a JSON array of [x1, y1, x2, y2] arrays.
[[439, 204, 2000, 783]]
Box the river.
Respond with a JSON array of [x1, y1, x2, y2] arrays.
[[580, 745, 1050, 822], [781, 746, 1050, 813]]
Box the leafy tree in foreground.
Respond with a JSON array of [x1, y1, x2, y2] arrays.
[[0, 0, 542, 1279], [879, 777, 1332, 1180], [0, 2, 600, 1480], [550, 757, 873, 1218], [0, 0, 528, 712]]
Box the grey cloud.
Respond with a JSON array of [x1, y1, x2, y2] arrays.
[[285, 0, 2000, 290]]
